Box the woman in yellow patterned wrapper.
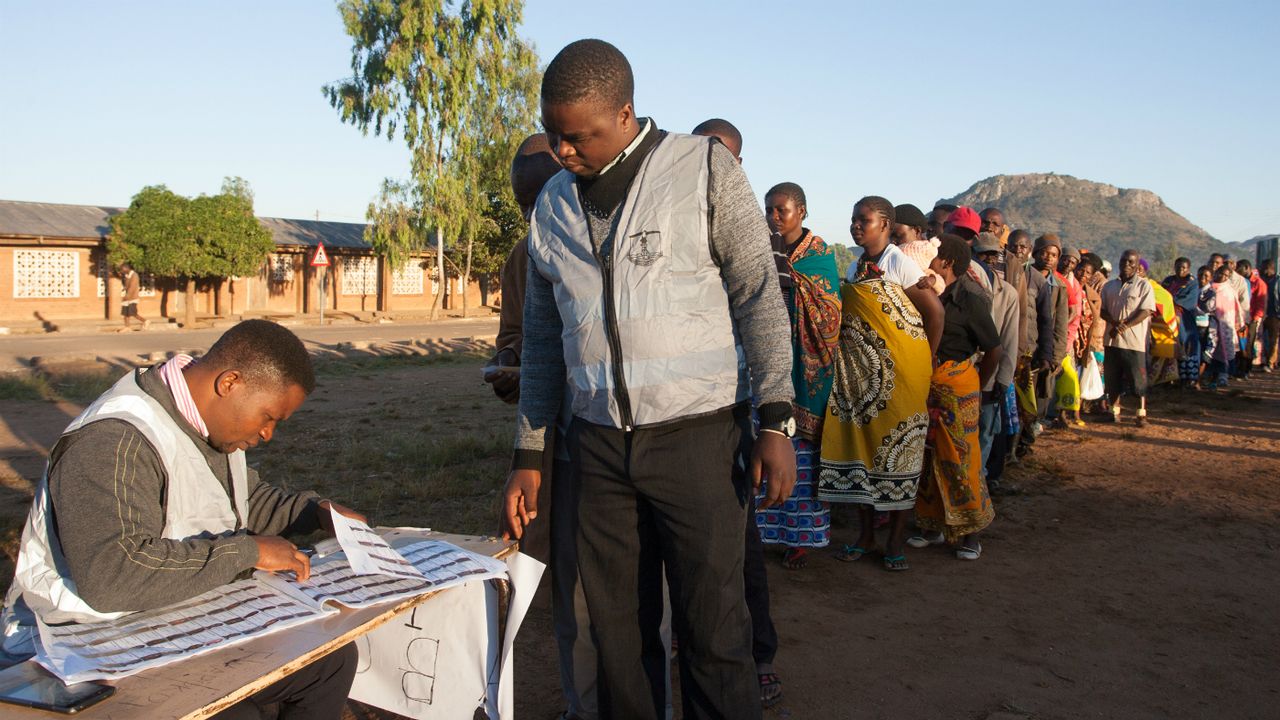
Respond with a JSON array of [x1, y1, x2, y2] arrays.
[[913, 235, 1002, 560], [818, 196, 943, 571]]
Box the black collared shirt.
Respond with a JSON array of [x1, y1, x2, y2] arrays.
[[937, 275, 1001, 363]]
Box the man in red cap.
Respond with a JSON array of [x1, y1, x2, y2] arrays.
[[944, 207, 991, 294], [945, 206, 982, 241]]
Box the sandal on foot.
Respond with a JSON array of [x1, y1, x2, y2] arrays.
[[956, 542, 983, 561], [834, 544, 871, 562], [781, 547, 809, 570], [759, 672, 782, 707], [883, 554, 909, 571]]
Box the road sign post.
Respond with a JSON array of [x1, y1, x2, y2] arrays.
[[311, 243, 330, 324]]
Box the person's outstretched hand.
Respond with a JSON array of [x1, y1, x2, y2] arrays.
[[253, 536, 311, 582], [501, 469, 542, 541], [751, 431, 797, 509]]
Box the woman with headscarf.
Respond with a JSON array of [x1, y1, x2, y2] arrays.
[[1053, 248, 1085, 426], [753, 183, 841, 571], [912, 235, 1002, 560], [819, 196, 943, 571]]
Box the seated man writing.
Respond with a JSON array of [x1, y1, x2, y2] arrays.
[[2, 320, 365, 720]]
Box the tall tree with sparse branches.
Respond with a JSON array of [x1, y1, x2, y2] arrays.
[[324, 0, 539, 318]]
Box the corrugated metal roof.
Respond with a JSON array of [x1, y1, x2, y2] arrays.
[[0, 199, 379, 250], [0, 200, 120, 239], [258, 217, 370, 249]]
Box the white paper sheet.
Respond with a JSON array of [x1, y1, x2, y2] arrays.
[[329, 506, 425, 580], [35, 579, 332, 683], [262, 540, 508, 610], [348, 551, 544, 720], [348, 580, 499, 719], [497, 552, 546, 719], [33, 539, 508, 684]]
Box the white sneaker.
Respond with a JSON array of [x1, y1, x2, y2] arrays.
[[906, 531, 945, 549]]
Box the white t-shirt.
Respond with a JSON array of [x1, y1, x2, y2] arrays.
[[848, 243, 924, 288]]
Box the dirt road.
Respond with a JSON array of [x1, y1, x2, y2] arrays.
[[1, 358, 1275, 719], [0, 316, 499, 371]]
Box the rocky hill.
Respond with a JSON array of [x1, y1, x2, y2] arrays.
[[939, 173, 1233, 268]]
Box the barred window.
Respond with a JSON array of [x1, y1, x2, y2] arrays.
[[271, 254, 294, 284], [393, 261, 424, 295], [14, 250, 79, 299], [341, 256, 378, 295]]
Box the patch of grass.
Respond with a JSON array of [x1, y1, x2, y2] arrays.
[[0, 371, 114, 403], [257, 426, 510, 537], [0, 375, 50, 401], [45, 371, 116, 403]]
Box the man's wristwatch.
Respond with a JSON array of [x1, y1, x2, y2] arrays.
[[759, 416, 797, 438]]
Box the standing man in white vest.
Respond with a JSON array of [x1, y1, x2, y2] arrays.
[[500, 39, 796, 720], [2, 320, 366, 720]]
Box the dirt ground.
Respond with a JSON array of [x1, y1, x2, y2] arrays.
[[1, 356, 1276, 719]]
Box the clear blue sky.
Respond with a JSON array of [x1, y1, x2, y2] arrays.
[[2, 0, 1277, 246]]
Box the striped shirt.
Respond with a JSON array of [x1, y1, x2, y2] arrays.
[[158, 355, 209, 438]]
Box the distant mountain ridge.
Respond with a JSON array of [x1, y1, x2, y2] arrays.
[[939, 173, 1234, 269]]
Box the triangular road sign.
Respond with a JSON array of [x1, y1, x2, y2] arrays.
[[311, 243, 330, 267]]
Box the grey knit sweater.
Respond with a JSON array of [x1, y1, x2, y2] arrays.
[[513, 135, 793, 467], [44, 365, 322, 614]]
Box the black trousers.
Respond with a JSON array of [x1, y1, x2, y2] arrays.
[[742, 492, 777, 667], [211, 642, 358, 720], [570, 409, 760, 720]]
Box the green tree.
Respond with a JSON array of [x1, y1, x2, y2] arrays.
[[324, 0, 539, 317], [831, 242, 857, 279], [108, 186, 207, 328], [196, 178, 275, 315], [108, 179, 273, 326]]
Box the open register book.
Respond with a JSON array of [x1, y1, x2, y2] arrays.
[[35, 526, 508, 684]]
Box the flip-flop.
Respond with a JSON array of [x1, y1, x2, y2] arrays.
[[759, 672, 782, 707], [834, 544, 871, 562], [882, 554, 909, 571]]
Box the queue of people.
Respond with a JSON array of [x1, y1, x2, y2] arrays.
[[487, 37, 1276, 720]]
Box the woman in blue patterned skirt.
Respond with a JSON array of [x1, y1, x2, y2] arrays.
[[755, 183, 840, 569]]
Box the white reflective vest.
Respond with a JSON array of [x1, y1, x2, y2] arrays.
[[528, 132, 748, 429], [1, 370, 247, 654]]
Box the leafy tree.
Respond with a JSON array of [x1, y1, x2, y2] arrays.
[[108, 179, 273, 326], [195, 178, 275, 314], [108, 186, 207, 328], [325, 0, 539, 317]]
